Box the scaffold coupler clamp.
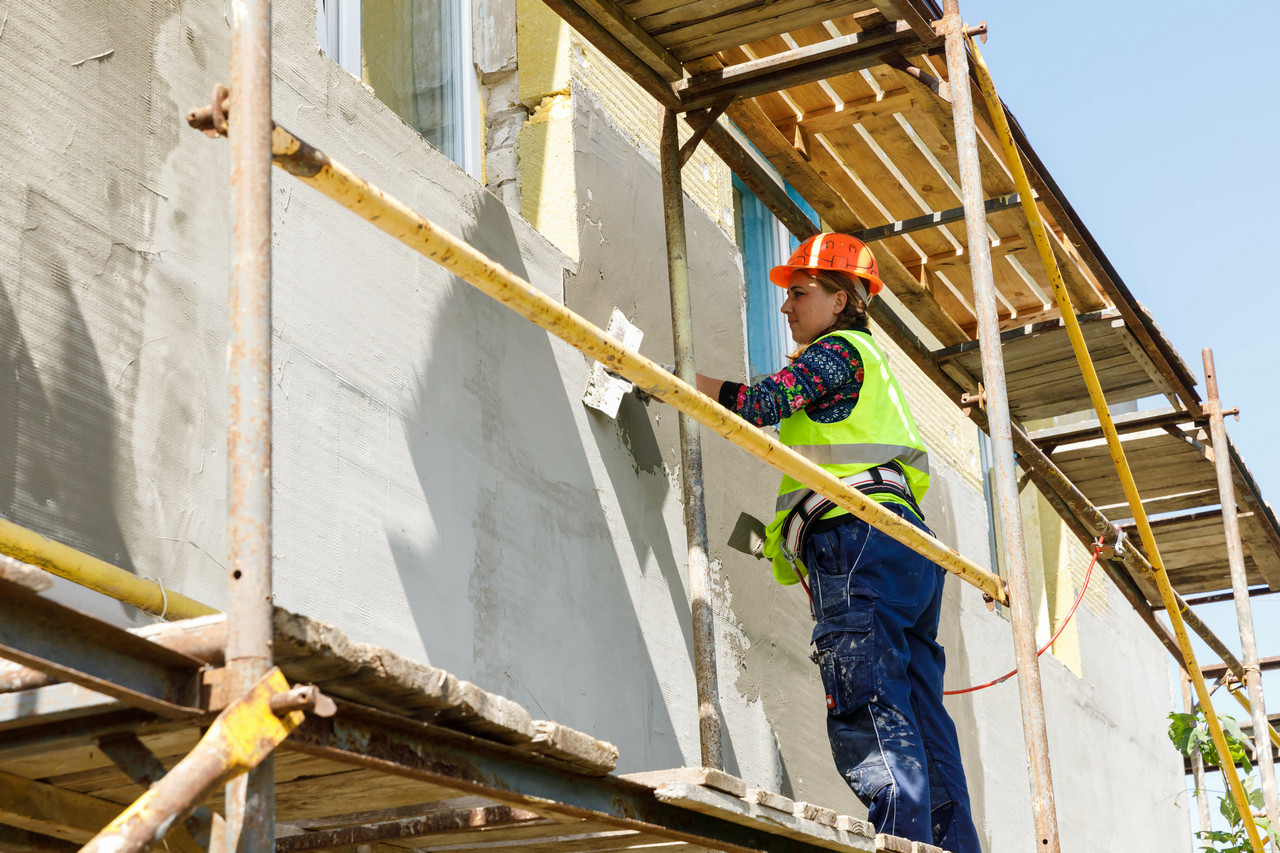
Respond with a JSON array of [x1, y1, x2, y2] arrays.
[[187, 83, 231, 137], [959, 383, 985, 415], [1218, 670, 1241, 694], [1099, 524, 1127, 560]]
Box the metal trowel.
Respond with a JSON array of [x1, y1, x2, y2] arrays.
[[582, 308, 644, 418], [728, 512, 767, 559]]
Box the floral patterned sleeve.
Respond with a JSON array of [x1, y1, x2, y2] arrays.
[[719, 336, 864, 427]]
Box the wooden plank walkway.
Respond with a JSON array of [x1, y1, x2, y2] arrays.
[[0, 606, 938, 853]]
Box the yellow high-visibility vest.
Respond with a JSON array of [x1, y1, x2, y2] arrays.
[[762, 328, 930, 585]]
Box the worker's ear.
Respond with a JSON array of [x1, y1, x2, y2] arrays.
[[832, 289, 848, 314]]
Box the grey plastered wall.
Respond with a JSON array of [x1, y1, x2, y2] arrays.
[[0, 1, 1188, 849], [0, 0, 700, 769], [561, 83, 1190, 849]]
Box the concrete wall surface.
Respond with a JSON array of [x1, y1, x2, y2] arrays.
[[0, 1, 1188, 850]]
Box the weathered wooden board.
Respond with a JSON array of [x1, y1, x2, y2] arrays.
[[792, 801, 838, 827], [656, 0, 875, 61], [270, 609, 617, 773], [0, 556, 53, 592], [1047, 430, 1219, 513], [1121, 512, 1267, 595], [287, 796, 508, 830], [0, 724, 197, 782], [413, 828, 675, 853], [370, 818, 627, 850], [1240, 513, 1280, 591], [652, 781, 878, 851], [622, 767, 749, 797], [935, 316, 1165, 420]]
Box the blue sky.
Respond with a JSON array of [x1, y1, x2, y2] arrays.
[[963, 0, 1280, 833], [967, 1, 1279, 497]]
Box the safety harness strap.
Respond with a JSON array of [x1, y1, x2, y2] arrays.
[[780, 461, 923, 562]]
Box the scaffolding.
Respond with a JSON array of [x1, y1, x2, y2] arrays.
[[2, 0, 1279, 851]]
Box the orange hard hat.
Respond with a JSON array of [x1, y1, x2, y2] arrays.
[[769, 232, 884, 297]]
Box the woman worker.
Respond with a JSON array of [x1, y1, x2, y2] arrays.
[[695, 233, 982, 853]]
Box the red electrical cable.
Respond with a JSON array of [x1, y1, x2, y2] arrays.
[[943, 538, 1103, 696]]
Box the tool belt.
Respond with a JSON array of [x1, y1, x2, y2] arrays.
[[780, 460, 924, 562]]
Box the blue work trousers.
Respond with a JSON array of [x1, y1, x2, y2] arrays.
[[804, 503, 982, 853]]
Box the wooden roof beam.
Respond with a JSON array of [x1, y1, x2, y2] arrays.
[[868, 0, 941, 46], [931, 308, 1119, 362], [774, 89, 917, 136], [686, 110, 820, 239], [1027, 406, 1200, 448], [566, 0, 684, 81], [539, 0, 682, 109], [0, 768, 204, 851], [878, 55, 1110, 318], [676, 21, 923, 112]]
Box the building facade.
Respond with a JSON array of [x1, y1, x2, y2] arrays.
[[0, 1, 1190, 849]]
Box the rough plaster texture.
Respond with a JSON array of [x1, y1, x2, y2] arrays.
[[560, 86, 1190, 849], [0, 2, 1188, 850]]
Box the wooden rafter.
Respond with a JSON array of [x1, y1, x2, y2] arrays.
[[574, 0, 685, 80], [676, 22, 920, 110], [774, 88, 916, 136], [0, 769, 203, 852], [867, 0, 940, 45]]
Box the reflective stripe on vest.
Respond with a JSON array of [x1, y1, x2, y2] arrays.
[[775, 444, 928, 512], [781, 442, 929, 486]]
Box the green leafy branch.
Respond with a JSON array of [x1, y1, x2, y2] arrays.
[[1168, 711, 1276, 853]]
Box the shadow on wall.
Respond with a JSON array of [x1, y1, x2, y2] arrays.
[[585, 394, 694, 677], [584, 391, 748, 774], [0, 0, 188, 619], [0, 264, 137, 622], [383, 188, 684, 767], [923, 469, 990, 851]]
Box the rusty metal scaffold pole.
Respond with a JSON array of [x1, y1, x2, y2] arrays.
[[225, 0, 276, 848], [1203, 348, 1280, 833], [660, 109, 724, 770], [941, 3, 1061, 848]]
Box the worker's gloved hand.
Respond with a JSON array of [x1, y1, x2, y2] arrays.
[[632, 363, 677, 404]]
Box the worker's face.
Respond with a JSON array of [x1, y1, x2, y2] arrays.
[[781, 272, 846, 345]]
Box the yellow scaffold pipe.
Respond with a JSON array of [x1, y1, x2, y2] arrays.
[[967, 36, 1265, 852], [186, 103, 1007, 607], [1230, 684, 1280, 751], [0, 518, 219, 620]]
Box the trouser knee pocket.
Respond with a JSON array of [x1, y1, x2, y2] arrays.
[[812, 606, 876, 714]]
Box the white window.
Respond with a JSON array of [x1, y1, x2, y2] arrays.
[[409, 0, 480, 177], [317, 0, 362, 78], [319, 0, 481, 179]]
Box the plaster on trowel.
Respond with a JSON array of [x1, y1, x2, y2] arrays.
[[581, 308, 644, 418]]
